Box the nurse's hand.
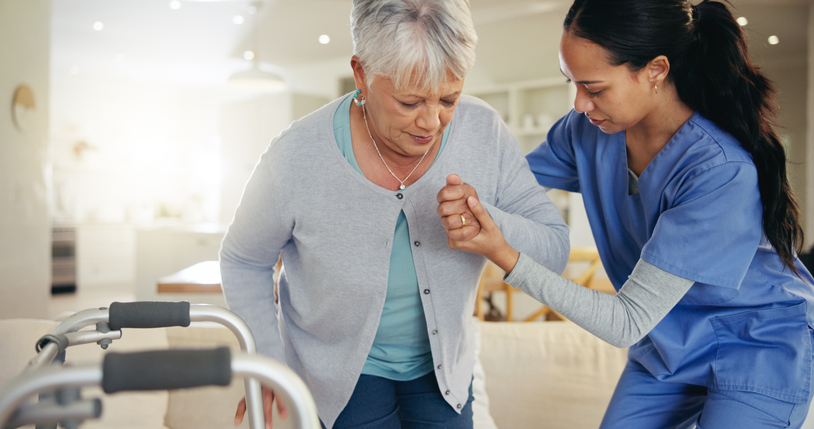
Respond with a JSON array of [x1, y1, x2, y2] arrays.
[[437, 174, 481, 240], [449, 196, 520, 274], [234, 386, 287, 428]]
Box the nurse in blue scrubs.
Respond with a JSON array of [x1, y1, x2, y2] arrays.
[[440, 0, 814, 427]]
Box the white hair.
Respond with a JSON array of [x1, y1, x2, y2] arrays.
[[350, 0, 478, 91]]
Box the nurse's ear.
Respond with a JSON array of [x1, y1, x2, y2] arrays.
[[647, 55, 670, 94]]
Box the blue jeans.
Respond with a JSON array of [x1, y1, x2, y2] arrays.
[[324, 371, 474, 429]]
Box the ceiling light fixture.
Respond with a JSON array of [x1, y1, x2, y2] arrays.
[[319, 34, 331, 45], [227, 2, 286, 92], [169, 0, 181, 10], [768, 35, 779, 45], [736, 16, 748, 26], [234, 15, 245, 25], [92, 21, 104, 31]]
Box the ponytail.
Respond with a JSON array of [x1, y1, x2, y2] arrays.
[[672, 1, 804, 274], [564, 0, 805, 274]]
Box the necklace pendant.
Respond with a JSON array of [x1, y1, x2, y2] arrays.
[[399, 184, 406, 190]]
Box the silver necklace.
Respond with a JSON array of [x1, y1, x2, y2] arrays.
[[362, 104, 431, 190]]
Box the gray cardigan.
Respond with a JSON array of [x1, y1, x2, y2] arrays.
[[220, 95, 569, 428]]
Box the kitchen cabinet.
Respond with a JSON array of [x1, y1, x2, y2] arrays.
[[134, 224, 225, 305], [76, 224, 135, 289]]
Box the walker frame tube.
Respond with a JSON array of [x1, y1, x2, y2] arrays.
[[25, 303, 265, 429], [0, 351, 319, 429]]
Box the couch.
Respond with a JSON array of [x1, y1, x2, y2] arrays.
[[0, 315, 629, 428]]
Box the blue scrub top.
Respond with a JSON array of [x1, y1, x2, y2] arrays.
[[527, 109, 814, 403]]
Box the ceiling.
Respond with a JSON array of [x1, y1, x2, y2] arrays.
[[51, 0, 810, 89]]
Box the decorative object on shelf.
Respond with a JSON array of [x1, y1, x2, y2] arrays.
[[11, 84, 35, 132], [537, 113, 554, 130], [71, 140, 97, 161], [522, 113, 535, 130]]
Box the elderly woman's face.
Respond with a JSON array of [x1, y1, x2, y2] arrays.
[[366, 70, 464, 157]]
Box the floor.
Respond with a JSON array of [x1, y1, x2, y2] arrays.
[[48, 284, 136, 321]]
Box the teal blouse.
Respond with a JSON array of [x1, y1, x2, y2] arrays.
[[333, 94, 449, 380]]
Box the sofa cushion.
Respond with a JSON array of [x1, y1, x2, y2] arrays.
[[164, 323, 275, 429], [477, 320, 627, 429], [472, 318, 499, 429]]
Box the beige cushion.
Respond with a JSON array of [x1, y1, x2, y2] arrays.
[[477, 320, 627, 429], [471, 318, 498, 429]]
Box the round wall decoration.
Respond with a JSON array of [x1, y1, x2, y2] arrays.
[[11, 84, 36, 132]]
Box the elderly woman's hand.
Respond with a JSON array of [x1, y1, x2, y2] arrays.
[[234, 386, 287, 429], [437, 174, 481, 240]]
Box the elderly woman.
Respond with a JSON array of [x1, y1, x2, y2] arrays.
[[220, 0, 569, 428]]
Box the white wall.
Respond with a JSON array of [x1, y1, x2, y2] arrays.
[[808, 2, 814, 251], [0, 0, 52, 319]]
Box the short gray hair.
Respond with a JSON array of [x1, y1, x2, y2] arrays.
[[351, 0, 478, 91]]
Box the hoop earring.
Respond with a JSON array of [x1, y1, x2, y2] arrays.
[[353, 88, 365, 107], [654, 84, 659, 94]]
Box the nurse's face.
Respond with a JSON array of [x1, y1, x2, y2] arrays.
[[559, 31, 655, 134]]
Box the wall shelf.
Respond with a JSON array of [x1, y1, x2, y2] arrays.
[[467, 77, 576, 154]]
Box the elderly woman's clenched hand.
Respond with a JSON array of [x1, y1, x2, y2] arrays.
[[437, 174, 481, 240]]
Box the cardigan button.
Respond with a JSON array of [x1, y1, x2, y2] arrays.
[[445, 390, 450, 395], [457, 403, 462, 409], [396, 193, 403, 199], [414, 241, 420, 247], [423, 289, 430, 294]]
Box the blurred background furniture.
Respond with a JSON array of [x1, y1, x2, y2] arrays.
[[156, 261, 222, 294]]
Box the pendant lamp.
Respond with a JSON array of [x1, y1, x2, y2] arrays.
[[227, 2, 286, 92]]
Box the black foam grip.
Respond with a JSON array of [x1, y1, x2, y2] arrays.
[[101, 347, 232, 394], [108, 301, 191, 329]]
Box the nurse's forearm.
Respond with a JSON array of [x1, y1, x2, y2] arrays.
[[504, 254, 694, 348], [488, 242, 520, 274]]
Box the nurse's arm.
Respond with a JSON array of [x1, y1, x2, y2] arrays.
[[506, 255, 694, 348], [450, 193, 694, 348]]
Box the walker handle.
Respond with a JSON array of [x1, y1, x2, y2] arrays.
[[101, 347, 231, 394], [107, 301, 191, 329]]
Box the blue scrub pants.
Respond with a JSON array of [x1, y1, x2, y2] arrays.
[[600, 359, 814, 429], [324, 371, 474, 429]]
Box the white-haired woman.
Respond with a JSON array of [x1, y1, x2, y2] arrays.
[[220, 0, 569, 427]]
